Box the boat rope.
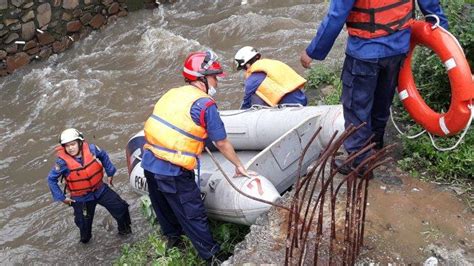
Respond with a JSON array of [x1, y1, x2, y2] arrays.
[[427, 103, 473, 151], [389, 106, 426, 139], [204, 147, 292, 212], [390, 103, 473, 151]]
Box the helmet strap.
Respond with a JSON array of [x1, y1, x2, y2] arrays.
[[200, 76, 210, 93]]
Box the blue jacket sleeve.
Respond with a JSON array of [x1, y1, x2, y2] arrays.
[[418, 0, 449, 29], [90, 144, 116, 177], [241, 72, 267, 109], [46, 159, 68, 202], [306, 0, 356, 60]]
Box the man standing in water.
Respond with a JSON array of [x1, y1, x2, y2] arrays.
[[300, 0, 448, 174], [47, 128, 131, 243], [141, 50, 248, 264], [234, 46, 308, 109]]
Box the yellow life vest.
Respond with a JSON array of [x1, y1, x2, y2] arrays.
[[143, 85, 212, 170], [245, 59, 306, 107]]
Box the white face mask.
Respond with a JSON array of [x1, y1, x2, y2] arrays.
[[208, 86, 217, 97]]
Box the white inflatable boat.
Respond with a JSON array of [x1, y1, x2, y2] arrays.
[[126, 105, 345, 225]]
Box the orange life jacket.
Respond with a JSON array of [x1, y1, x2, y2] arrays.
[[346, 0, 415, 39], [143, 86, 212, 170], [245, 59, 306, 107], [56, 142, 104, 197]]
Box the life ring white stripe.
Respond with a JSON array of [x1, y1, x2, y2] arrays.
[[398, 89, 409, 101], [443, 58, 456, 71], [439, 116, 450, 135]]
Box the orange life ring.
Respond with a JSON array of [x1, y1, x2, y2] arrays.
[[398, 20, 474, 136]]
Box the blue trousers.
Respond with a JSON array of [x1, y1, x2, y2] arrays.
[[71, 184, 130, 243], [144, 169, 219, 260], [341, 53, 406, 164]]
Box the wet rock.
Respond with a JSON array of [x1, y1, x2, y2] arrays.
[[62, 12, 73, 21], [72, 8, 83, 18], [107, 15, 117, 24], [0, 24, 3, 30], [63, 0, 79, 9], [4, 33, 19, 44], [26, 46, 40, 55], [37, 32, 55, 45], [4, 18, 19, 27], [23, 2, 34, 9], [9, 8, 22, 18], [5, 44, 18, 53], [51, 0, 62, 7], [11, 0, 25, 8], [102, 0, 113, 6], [37, 3, 52, 28], [52, 39, 66, 53], [21, 10, 35, 22], [6, 52, 30, 73], [66, 20, 82, 32], [10, 23, 21, 31], [23, 40, 37, 50], [21, 21, 36, 41], [38, 46, 52, 59], [89, 14, 105, 29], [117, 10, 127, 17], [80, 13, 93, 25], [0, 50, 6, 59], [0, 0, 7, 10], [108, 2, 119, 15], [0, 68, 8, 76], [0, 29, 8, 37]]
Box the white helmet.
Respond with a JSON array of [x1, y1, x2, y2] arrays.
[[59, 128, 84, 145], [234, 46, 260, 70]]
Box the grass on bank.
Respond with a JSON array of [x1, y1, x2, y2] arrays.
[[305, 0, 473, 206], [115, 196, 249, 265]]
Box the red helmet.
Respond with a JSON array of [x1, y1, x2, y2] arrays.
[[182, 50, 225, 81]]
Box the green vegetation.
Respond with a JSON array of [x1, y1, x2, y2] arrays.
[[305, 65, 342, 105], [305, 0, 473, 206], [115, 196, 249, 265]]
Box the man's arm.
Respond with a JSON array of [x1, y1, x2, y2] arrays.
[[241, 72, 266, 109], [92, 144, 116, 177], [301, 0, 356, 67], [213, 139, 247, 176], [46, 159, 69, 203], [195, 100, 248, 176]]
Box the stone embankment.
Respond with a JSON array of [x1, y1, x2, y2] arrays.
[[0, 0, 174, 76]]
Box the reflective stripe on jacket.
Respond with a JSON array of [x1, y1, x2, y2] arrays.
[[245, 59, 306, 107], [346, 0, 414, 39], [143, 85, 212, 170], [56, 142, 104, 197]]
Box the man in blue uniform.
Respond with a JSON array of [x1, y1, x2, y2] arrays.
[[141, 50, 248, 264], [47, 128, 131, 244], [300, 0, 448, 174], [234, 46, 308, 109]]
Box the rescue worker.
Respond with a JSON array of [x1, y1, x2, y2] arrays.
[[234, 46, 308, 109], [300, 0, 448, 174], [141, 50, 248, 264], [46, 128, 132, 243]]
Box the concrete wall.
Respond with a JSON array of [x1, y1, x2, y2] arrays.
[[0, 0, 173, 76]]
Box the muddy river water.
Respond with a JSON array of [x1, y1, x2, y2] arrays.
[[0, 0, 471, 264]]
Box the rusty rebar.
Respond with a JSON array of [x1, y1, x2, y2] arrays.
[[284, 123, 392, 265]]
